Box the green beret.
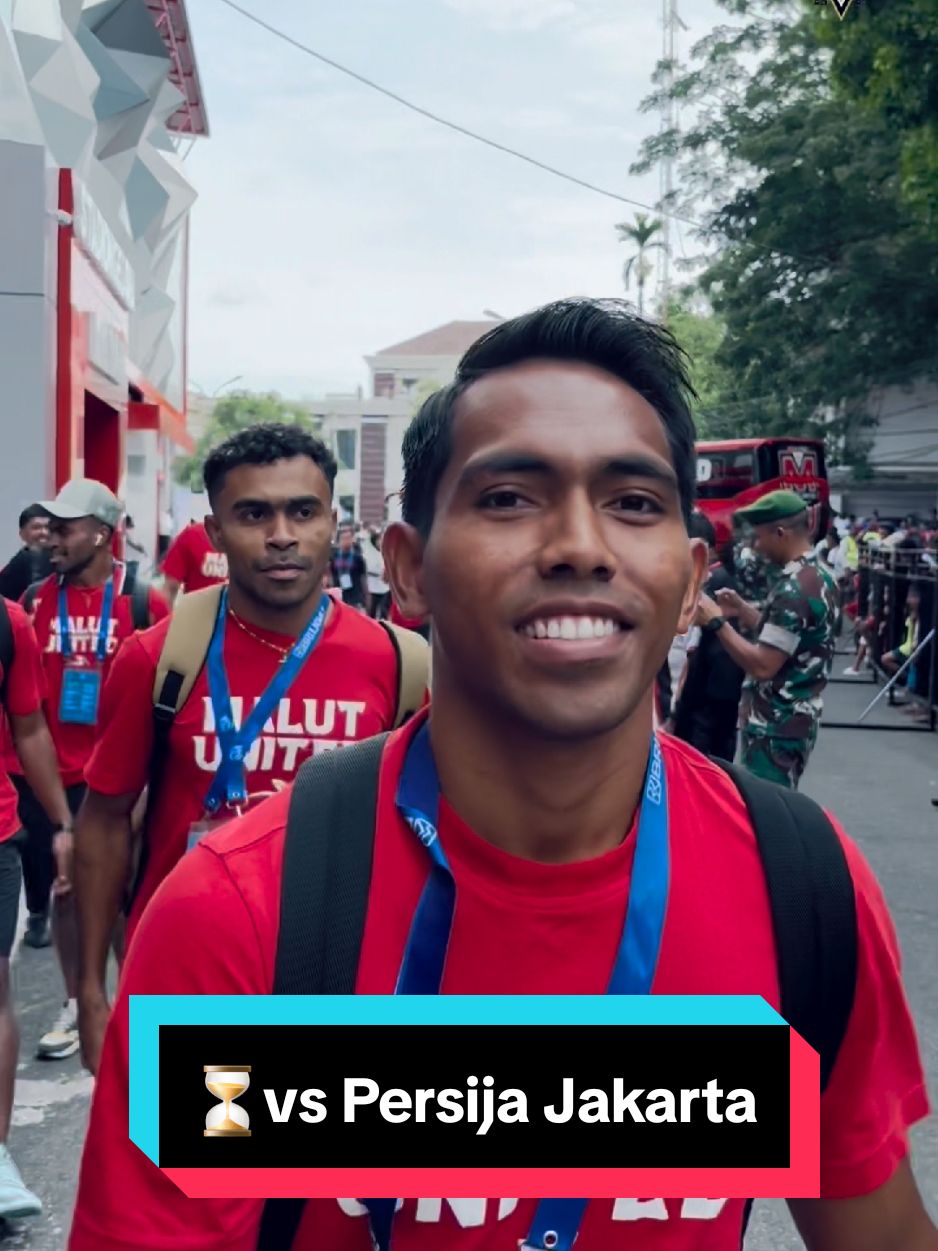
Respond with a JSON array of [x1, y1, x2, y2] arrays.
[[733, 489, 808, 526]]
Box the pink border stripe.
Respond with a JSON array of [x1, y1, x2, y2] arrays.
[[163, 1028, 820, 1201]]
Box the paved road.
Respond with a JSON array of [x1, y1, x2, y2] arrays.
[[1, 665, 935, 1249], [748, 663, 938, 1248]]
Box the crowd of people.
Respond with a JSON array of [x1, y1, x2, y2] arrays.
[[664, 492, 838, 792], [0, 428, 430, 1220], [664, 501, 937, 783], [0, 298, 933, 1250]]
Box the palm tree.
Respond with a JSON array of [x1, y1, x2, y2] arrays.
[[615, 213, 665, 316]]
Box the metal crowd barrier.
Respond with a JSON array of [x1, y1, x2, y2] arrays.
[[823, 546, 937, 733]]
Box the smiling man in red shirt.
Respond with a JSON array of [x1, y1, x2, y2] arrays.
[[70, 300, 935, 1251], [74, 425, 419, 1075]]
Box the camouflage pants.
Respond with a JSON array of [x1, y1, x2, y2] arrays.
[[740, 733, 812, 790]]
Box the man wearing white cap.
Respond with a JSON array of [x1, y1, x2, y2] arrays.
[[17, 479, 168, 1061]]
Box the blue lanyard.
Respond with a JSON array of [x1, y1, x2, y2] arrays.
[[362, 722, 670, 1251], [203, 588, 330, 813], [58, 576, 115, 662]]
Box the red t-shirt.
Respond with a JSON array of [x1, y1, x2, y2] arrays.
[[85, 599, 400, 925], [161, 523, 228, 592], [28, 574, 169, 786], [0, 600, 44, 841], [70, 718, 928, 1251]]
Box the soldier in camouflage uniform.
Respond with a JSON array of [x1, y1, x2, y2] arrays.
[[693, 490, 837, 789]]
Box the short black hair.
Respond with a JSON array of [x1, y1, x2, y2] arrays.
[[19, 504, 48, 529], [688, 511, 716, 548], [203, 423, 337, 502], [401, 298, 698, 536]]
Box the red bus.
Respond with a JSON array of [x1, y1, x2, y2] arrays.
[[694, 437, 829, 546]]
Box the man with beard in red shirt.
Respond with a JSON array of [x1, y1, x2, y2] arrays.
[[75, 425, 421, 1075], [21, 479, 167, 1063], [70, 301, 935, 1251]]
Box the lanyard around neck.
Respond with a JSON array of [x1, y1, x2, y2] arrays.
[[363, 721, 671, 1251], [58, 573, 118, 662], [203, 588, 330, 813], [394, 721, 669, 995]]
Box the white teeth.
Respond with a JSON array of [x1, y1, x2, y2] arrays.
[[522, 616, 620, 640]]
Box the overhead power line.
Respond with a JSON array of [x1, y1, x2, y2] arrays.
[[213, 0, 702, 228], [215, 0, 938, 303]]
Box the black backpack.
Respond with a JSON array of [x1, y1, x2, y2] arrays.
[[257, 739, 859, 1251], [23, 567, 152, 630]]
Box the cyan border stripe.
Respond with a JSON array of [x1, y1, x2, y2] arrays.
[[129, 994, 783, 1165]]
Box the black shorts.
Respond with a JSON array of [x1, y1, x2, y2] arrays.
[[0, 834, 24, 959], [14, 778, 86, 837], [14, 780, 86, 916]]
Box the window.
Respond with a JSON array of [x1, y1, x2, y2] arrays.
[[336, 429, 357, 470], [339, 494, 356, 522], [695, 451, 755, 500]]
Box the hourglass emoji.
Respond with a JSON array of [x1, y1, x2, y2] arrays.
[[203, 1066, 251, 1137]]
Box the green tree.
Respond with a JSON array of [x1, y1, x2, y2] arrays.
[[666, 298, 731, 438], [632, 0, 938, 458], [174, 391, 317, 491], [615, 213, 665, 315], [820, 0, 938, 228]]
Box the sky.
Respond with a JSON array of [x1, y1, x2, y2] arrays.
[[182, 0, 726, 399]]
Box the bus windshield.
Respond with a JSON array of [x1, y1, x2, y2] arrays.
[[694, 437, 830, 544], [695, 449, 756, 500]]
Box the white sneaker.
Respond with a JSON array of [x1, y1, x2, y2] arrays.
[[0, 1144, 42, 1219], [842, 665, 863, 676], [36, 1000, 79, 1060]]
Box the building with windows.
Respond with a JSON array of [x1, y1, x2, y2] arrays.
[[0, 0, 207, 560], [365, 320, 497, 402], [313, 319, 498, 525], [830, 379, 938, 521]]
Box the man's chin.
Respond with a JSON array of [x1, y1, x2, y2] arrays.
[[248, 576, 320, 608], [498, 691, 650, 745]]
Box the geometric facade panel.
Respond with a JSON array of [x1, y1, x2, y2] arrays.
[[6, 0, 200, 405]]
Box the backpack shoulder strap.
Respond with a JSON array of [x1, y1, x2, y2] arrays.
[[23, 578, 46, 615], [274, 732, 386, 995], [380, 620, 429, 728], [259, 733, 387, 1251], [128, 571, 151, 630], [715, 761, 858, 1091], [151, 584, 225, 715], [150, 582, 225, 795], [0, 598, 12, 704], [718, 763, 858, 1247], [125, 586, 226, 914]]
